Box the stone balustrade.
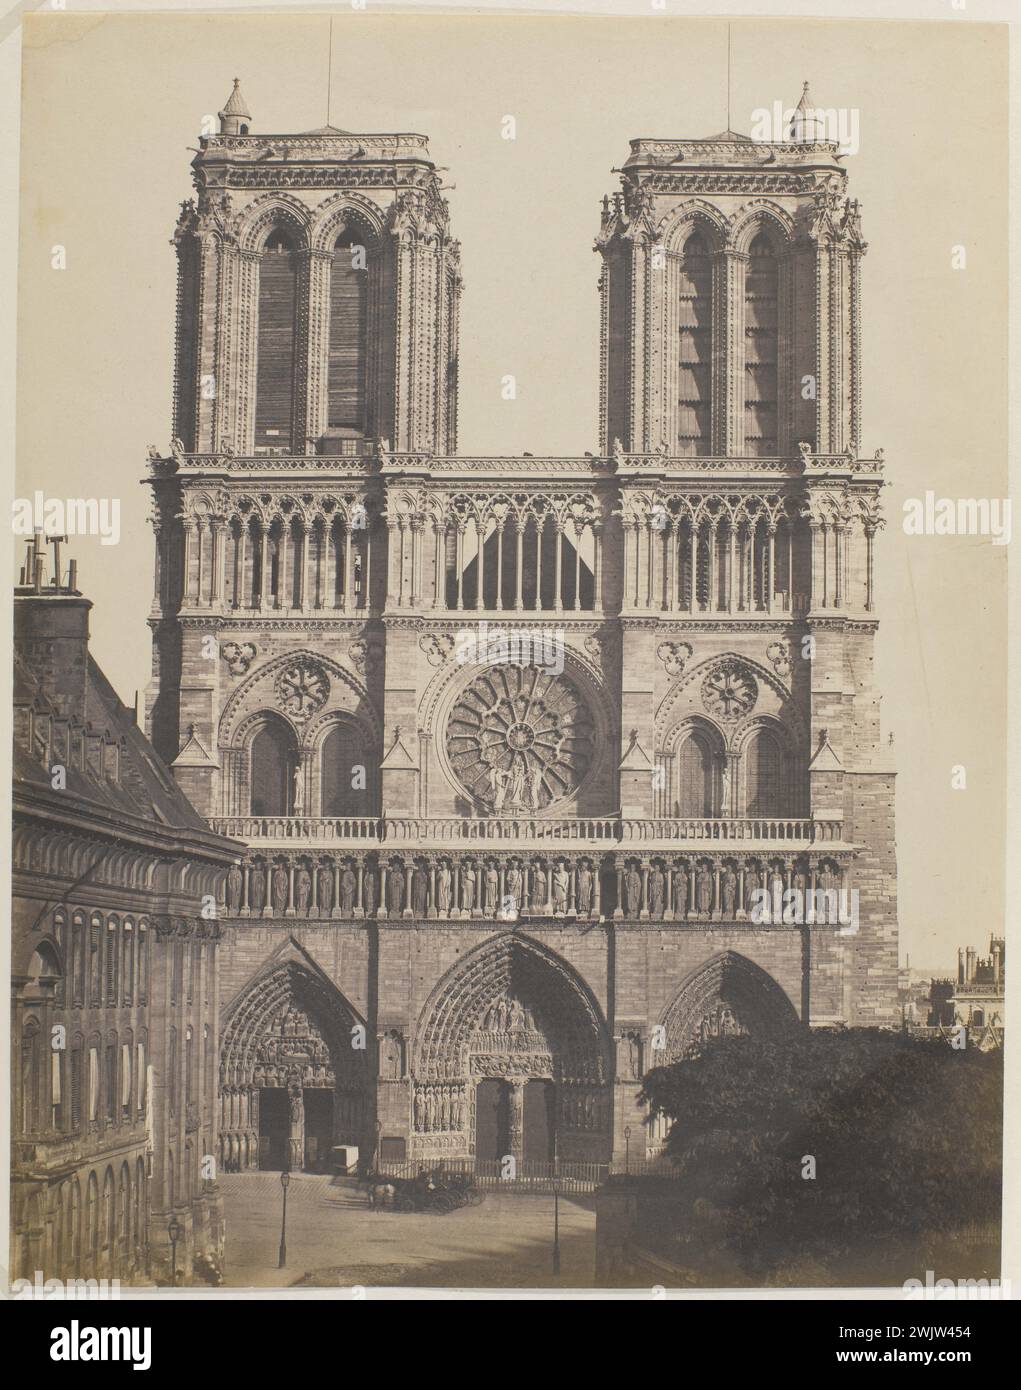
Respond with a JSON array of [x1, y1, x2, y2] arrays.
[[210, 813, 845, 848]]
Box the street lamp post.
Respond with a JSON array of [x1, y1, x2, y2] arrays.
[[551, 1132, 561, 1278], [375, 1118, 383, 1175], [278, 1168, 291, 1270], [624, 1125, 631, 1176], [167, 1216, 183, 1288]]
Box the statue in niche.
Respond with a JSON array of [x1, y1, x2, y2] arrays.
[[412, 865, 428, 916], [672, 862, 689, 915], [381, 1032, 402, 1080], [617, 1032, 641, 1080], [317, 864, 334, 913], [484, 863, 499, 915], [649, 864, 665, 917], [272, 864, 288, 914], [532, 863, 547, 911], [489, 765, 510, 811], [552, 861, 569, 914], [295, 866, 311, 914], [462, 862, 477, 913], [507, 760, 527, 810], [505, 864, 522, 912], [227, 864, 242, 911], [624, 864, 642, 916], [388, 867, 405, 914], [437, 863, 452, 913], [696, 864, 713, 915], [340, 866, 356, 914], [721, 865, 737, 918], [769, 866, 785, 905], [292, 765, 305, 816], [577, 862, 593, 916], [249, 865, 266, 913], [363, 869, 377, 916], [527, 764, 545, 810]]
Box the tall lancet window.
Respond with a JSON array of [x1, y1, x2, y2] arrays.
[[328, 230, 369, 437], [254, 230, 298, 451], [744, 232, 779, 456], [677, 232, 712, 456]]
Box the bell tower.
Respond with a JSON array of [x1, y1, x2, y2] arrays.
[[171, 81, 461, 458], [596, 98, 866, 458]]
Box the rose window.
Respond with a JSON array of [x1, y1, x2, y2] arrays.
[[446, 664, 595, 811], [701, 662, 757, 721], [276, 661, 329, 721]]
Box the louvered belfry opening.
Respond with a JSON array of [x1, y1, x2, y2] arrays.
[[744, 231, 779, 456], [254, 229, 299, 451], [677, 231, 712, 456], [328, 229, 370, 437]]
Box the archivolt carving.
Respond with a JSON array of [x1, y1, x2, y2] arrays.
[[309, 191, 387, 251], [236, 193, 313, 252], [657, 199, 729, 253], [727, 200, 797, 252], [414, 933, 611, 1085], [220, 955, 366, 1091], [660, 951, 798, 1061]]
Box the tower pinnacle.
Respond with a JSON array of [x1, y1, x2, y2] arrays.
[[788, 80, 825, 144], [218, 78, 251, 136]]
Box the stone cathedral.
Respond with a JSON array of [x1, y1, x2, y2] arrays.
[[144, 81, 897, 1175]]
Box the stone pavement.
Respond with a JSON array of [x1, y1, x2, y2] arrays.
[[219, 1172, 598, 1289]]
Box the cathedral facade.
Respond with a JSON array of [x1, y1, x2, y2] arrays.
[[144, 82, 897, 1175]]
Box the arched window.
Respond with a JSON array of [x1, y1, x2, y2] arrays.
[[67, 1178, 81, 1268], [89, 914, 102, 1005], [328, 230, 369, 437], [122, 923, 134, 1006], [71, 912, 85, 1006], [678, 232, 712, 455], [321, 722, 375, 817], [19, 1017, 40, 1134], [250, 720, 295, 816], [105, 919, 119, 1004], [134, 1157, 146, 1255], [119, 1163, 132, 1262], [137, 923, 149, 1004], [744, 232, 779, 456], [677, 731, 716, 816], [745, 728, 787, 816], [254, 230, 298, 451], [85, 1171, 99, 1266], [102, 1168, 115, 1251]]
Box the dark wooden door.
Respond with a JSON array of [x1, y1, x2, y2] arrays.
[[258, 1087, 288, 1171], [303, 1089, 333, 1171], [474, 1079, 510, 1163], [523, 1079, 556, 1163]]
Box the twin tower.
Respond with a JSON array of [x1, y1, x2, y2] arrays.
[[144, 81, 895, 1174]]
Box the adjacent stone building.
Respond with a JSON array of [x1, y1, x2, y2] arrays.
[[10, 537, 238, 1283], [143, 83, 898, 1177]]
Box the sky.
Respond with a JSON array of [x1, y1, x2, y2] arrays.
[[14, 11, 1008, 970]]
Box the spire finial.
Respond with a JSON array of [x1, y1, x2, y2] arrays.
[[218, 78, 251, 136]]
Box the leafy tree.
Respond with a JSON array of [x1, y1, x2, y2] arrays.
[[638, 1029, 1002, 1285]]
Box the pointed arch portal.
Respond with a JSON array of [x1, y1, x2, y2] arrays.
[[660, 951, 799, 1062], [414, 935, 611, 1165], [220, 960, 368, 1172]]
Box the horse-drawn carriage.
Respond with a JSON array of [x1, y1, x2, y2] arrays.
[[368, 1168, 485, 1213]]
